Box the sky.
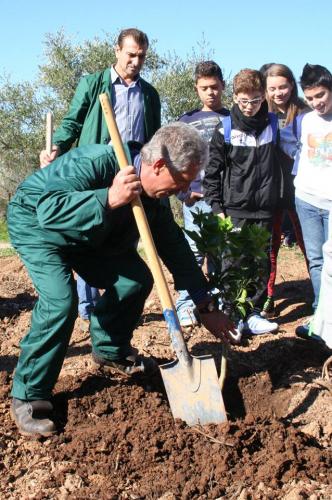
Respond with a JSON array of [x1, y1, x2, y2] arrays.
[[1, 0, 331, 86]]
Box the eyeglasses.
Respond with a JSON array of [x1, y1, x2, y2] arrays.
[[237, 96, 263, 107]]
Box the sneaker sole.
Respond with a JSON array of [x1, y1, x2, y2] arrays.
[[260, 310, 276, 319], [180, 320, 198, 327], [243, 326, 279, 336]]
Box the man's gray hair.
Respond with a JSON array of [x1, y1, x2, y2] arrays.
[[141, 122, 209, 173]]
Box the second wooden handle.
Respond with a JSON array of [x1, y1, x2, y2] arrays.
[[46, 112, 53, 156]]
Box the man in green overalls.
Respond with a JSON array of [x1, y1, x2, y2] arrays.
[[8, 122, 235, 436]]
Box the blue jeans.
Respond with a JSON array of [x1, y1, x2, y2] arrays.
[[295, 197, 329, 310], [77, 275, 100, 319], [176, 199, 212, 320]]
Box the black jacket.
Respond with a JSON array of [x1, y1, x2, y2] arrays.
[[203, 105, 281, 220]]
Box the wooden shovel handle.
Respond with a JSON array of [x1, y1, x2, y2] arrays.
[[99, 93, 193, 366], [99, 93, 176, 313]]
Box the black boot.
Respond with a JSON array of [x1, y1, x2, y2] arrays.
[[11, 398, 57, 436], [92, 350, 158, 376]]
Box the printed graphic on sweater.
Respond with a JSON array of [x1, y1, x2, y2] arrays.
[[188, 116, 224, 142], [307, 132, 332, 166]]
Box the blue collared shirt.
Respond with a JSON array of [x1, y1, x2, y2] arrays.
[[110, 66, 145, 144]]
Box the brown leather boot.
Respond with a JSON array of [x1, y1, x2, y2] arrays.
[[11, 398, 57, 437]]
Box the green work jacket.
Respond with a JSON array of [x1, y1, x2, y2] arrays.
[[53, 69, 161, 154], [8, 144, 207, 295]]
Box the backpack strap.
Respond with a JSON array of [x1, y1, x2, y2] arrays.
[[292, 113, 304, 141], [223, 113, 278, 144], [291, 113, 305, 175], [268, 112, 278, 144], [222, 115, 232, 144]]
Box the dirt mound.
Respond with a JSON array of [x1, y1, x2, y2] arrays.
[[1, 365, 331, 499], [1, 252, 332, 499]]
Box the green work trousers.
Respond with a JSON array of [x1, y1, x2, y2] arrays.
[[11, 245, 153, 401]]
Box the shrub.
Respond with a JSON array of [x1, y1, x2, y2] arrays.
[[186, 212, 270, 319]]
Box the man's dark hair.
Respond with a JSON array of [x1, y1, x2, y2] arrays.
[[117, 28, 149, 48], [194, 61, 224, 83], [300, 64, 332, 91]]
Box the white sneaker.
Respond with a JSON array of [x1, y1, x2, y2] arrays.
[[243, 313, 278, 335]]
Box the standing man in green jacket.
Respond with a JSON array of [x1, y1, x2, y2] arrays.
[[40, 27, 160, 161], [40, 28, 161, 328], [9, 122, 235, 436]]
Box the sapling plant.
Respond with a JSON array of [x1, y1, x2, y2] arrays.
[[186, 212, 271, 321]]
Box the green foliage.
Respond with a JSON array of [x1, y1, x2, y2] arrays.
[[0, 77, 47, 201], [152, 54, 200, 123], [0, 218, 9, 242], [0, 29, 164, 203], [186, 212, 270, 319], [151, 36, 233, 123], [39, 30, 87, 106], [0, 28, 234, 211], [0, 247, 16, 258]]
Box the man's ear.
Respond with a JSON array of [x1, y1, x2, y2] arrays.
[[152, 158, 166, 175]]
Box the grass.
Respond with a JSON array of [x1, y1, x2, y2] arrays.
[[0, 219, 9, 242], [0, 247, 16, 258], [279, 243, 307, 261]]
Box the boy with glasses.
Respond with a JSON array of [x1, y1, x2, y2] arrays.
[[204, 69, 280, 335]]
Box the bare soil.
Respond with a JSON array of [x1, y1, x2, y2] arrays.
[[0, 247, 331, 499]]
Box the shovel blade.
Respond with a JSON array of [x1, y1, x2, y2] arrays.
[[160, 355, 227, 426]]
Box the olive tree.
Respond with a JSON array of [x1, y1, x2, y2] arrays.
[[0, 29, 233, 212], [0, 78, 46, 204], [152, 39, 233, 123]]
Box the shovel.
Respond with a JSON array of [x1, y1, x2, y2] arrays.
[[99, 93, 227, 426]]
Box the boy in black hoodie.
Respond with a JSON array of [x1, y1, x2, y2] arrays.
[[204, 69, 279, 335]]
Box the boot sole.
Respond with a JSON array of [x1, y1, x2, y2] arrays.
[[93, 360, 134, 377], [93, 358, 159, 378], [242, 326, 279, 335]]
